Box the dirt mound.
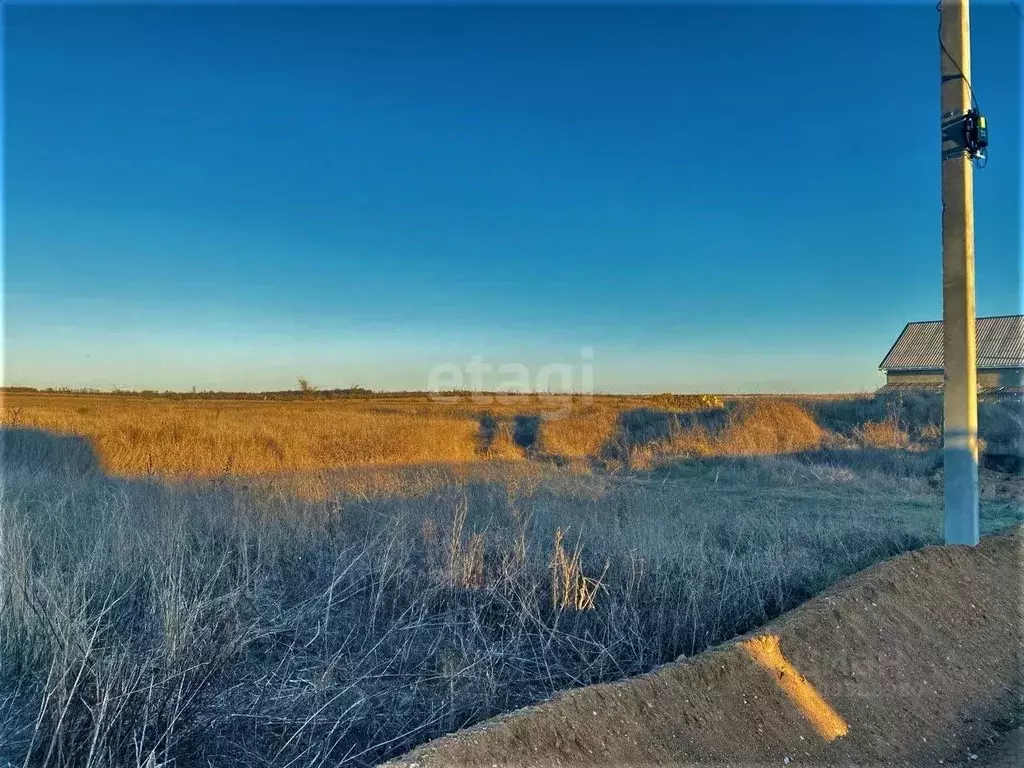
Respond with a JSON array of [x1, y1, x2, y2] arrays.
[[382, 528, 1022, 767]]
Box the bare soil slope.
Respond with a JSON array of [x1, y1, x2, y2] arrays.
[[383, 528, 1022, 768]]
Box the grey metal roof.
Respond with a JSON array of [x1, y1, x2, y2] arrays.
[[880, 315, 1024, 371]]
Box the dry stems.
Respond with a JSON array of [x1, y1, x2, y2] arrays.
[[0, 423, 950, 767]]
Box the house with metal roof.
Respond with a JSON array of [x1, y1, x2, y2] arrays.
[[878, 314, 1024, 393]]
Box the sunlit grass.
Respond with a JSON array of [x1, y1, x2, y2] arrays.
[[2, 394, 483, 475], [0, 389, 1020, 766]]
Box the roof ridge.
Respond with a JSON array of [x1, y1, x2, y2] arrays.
[[903, 314, 1023, 326], [880, 315, 1024, 372]]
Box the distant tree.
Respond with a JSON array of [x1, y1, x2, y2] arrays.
[[297, 376, 317, 394]]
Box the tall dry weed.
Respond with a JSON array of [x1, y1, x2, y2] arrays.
[[549, 528, 608, 611]]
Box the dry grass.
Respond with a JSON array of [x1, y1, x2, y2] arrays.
[[2, 426, 951, 768], [423, 497, 486, 590], [6, 393, 1015, 489], [0, 393, 715, 477], [717, 399, 825, 455], [627, 399, 825, 468], [3, 391, 1017, 483], [1, 393, 481, 476], [538, 408, 620, 458], [480, 419, 526, 460], [1, 389, 1021, 767], [549, 528, 608, 611], [855, 415, 911, 449]]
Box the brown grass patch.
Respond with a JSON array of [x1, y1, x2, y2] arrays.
[[483, 420, 527, 460], [2, 393, 481, 476], [718, 399, 825, 455], [627, 399, 824, 467], [855, 415, 910, 449], [539, 408, 620, 458], [1, 392, 919, 481]]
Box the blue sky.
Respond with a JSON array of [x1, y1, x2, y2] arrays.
[[3, 1, 1021, 393]]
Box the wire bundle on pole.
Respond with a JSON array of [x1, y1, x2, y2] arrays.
[[936, 2, 988, 168]]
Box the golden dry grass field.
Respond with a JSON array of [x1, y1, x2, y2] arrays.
[[0, 391, 731, 477], [11, 388, 1013, 507], [2, 387, 1021, 767], [4, 390, 1019, 500]]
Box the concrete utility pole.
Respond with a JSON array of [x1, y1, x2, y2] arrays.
[[939, 0, 980, 545]]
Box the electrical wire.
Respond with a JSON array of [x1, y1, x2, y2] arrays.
[[935, 2, 988, 168], [936, 2, 979, 110]]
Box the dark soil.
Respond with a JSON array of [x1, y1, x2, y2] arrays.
[[382, 527, 1023, 767], [964, 726, 1023, 767]]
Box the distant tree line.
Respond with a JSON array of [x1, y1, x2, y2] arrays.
[[0, 385, 377, 401]]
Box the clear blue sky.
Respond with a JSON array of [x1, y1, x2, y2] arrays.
[[3, 1, 1021, 393]]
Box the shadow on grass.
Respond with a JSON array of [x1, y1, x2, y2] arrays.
[[1, 427, 101, 475], [475, 413, 543, 455]]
